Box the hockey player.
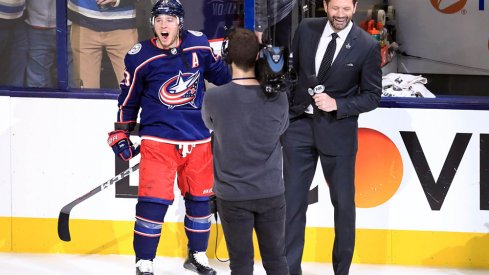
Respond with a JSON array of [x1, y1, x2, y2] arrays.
[[107, 0, 231, 274]]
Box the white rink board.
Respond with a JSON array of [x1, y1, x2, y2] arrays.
[[1, 96, 489, 233], [307, 108, 488, 232], [4, 96, 190, 223], [0, 97, 12, 217]]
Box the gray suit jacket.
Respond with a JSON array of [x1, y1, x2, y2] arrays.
[[289, 18, 382, 155]]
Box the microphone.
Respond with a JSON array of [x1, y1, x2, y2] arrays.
[[305, 75, 325, 96], [308, 84, 325, 96]]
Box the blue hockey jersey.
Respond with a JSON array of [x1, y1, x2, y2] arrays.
[[117, 30, 231, 144]]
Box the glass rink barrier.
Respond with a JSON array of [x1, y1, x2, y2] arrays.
[[0, 0, 246, 90]]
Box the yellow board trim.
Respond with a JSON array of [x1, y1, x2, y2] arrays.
[[1, 217, 488, 268], [0, 217, 12, 251]]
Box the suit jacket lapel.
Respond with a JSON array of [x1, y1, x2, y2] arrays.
[[309, 20, 327, 75]]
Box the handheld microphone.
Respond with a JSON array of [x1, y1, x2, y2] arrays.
[[305, 74, 325, 96], [308, 85, 325, 96]]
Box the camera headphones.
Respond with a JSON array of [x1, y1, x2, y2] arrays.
[[220, 26, 235, 64], [220, 26, 296, 95]]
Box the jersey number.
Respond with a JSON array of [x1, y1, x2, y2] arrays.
[[122, 70, 131, 87]]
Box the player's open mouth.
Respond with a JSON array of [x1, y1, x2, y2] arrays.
[[161, 32, 169, 39]]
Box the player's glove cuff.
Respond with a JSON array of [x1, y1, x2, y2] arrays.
[[107, 130, 140, 161]]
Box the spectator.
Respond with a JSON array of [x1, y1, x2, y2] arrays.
[[254, 0, 296, 48], [68, 0, 139, 88], [25, 0, 76, 88], [0, 0, 28, 87], [135, 0, 155, 41], [202, 0, 243, 40]]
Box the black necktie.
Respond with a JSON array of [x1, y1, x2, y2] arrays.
[[317, 32, 339, 82]]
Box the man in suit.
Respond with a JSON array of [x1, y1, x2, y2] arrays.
[[281, 0, 382, 274]]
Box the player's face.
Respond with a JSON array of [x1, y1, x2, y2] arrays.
[[153, 14, 180, 49], [324, 0, 357, 32]]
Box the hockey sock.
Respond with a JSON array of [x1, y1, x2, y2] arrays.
[[134, 201, 168, 260], [184, 199, 212, 252]]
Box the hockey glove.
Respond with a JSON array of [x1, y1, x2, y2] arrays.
[[107, 130, 140, 161]]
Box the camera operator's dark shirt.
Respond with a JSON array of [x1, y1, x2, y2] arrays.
[[202, 83, 289, 201]]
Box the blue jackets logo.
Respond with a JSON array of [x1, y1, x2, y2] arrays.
[[159, 71, 200, 108]]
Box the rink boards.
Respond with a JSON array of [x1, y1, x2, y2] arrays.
[[0, 95, 488, 268]]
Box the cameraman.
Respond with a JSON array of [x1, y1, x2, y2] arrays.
[[202, 27, 290, 275]]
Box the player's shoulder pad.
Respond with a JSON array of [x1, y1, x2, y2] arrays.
[[125, 40, 154, 65], [184, 29, 210, 44], [127, 42, 143, 55], [188, 30, 204, 37]]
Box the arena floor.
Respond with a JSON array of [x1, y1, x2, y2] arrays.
[[1, 252, 487, 275]]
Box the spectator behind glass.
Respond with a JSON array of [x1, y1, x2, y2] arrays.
[[68, 0, 138, 88], [135, 0, 155, 41], [0, 0, 28, 87], [254, 0, 296, 48], [25, 0, 76, 88], [202, 0, 243, 40]]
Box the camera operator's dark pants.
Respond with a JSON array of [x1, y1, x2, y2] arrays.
[[216, 195, 290, 275]]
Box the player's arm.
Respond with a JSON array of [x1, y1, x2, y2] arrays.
[[117, 53, 143, 125], [116, 0, 138, 7], [202, 37, 231, 86], [108, 53, 144, 161]]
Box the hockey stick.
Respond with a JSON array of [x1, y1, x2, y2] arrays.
[[57, 163, 140, 242]]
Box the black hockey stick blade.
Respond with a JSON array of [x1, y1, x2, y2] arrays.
[[57, 163, 140, 242], [58, 212, 72, 241]]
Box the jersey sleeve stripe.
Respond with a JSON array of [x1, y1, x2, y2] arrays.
[[183, 46, 219, 60], [119, 54, 168, 122]]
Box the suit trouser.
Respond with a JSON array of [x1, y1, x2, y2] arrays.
[[70, 24, 137, 88], [216, 195, 289, 275], [281, 117, 356, 275]]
